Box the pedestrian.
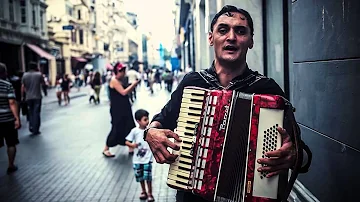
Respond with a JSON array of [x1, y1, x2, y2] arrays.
[[126, 67, 140, 103], [125, 109, 155, 202], [60, 74, 71, 106], [102, 63, 140, 157], [0, 63, 21, 174], [91, 71, 102, 104], [143, 6, 312, 202], [21, 62, 43, 135], [42, 74, 49, 96]]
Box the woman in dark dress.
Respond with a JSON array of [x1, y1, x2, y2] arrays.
[[61, 74, 71, 105], [103, 63, 140, 157]]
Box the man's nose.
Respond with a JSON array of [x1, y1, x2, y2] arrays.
[[227, 30, 236, 41]]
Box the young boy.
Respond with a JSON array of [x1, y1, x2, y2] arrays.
[[125, 109, 154, 202]]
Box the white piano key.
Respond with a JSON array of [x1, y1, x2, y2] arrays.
[[208, 117, 214, 126], [206, 127, 212, 137], [167, 179, 190, 190], [205, 138, 210, 147], [197, 181, 203, 190], [181, 97, 203, 105], [199, 170, 204, 180], [203, 149, 208, 158], [210, 107, 215, 115], [213, 96, 218, 105], [201, 160, 206, 168]]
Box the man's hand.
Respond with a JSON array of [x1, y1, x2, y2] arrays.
[[146, 128, 181, 164], [14, 118, 21, 129], [257, 127, 296, 178]]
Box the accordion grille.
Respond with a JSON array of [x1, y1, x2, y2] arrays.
[[216, 98, 252, 201]]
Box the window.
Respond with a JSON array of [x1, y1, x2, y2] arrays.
[[71, 30, 77, 43], [20, 0, 26, 23], [9, 0, 15, 22], [0, 1, 3, 18], [40, 11, 44, 30], [66, 5, 73, 16], [32, 5, 36, 26], [77, 10, 81, 20], [79, 30, 84, 44]]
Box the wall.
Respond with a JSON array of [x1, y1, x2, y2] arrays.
[[289, 0, 360, 201]]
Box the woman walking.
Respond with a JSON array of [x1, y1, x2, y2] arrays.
[[103, 63, 139, 157], [92, 72, 102, 104], [60, 74, 71, 106]]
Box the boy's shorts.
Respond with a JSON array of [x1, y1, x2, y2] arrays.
[[0, 121, 19, 148], [133, 162, 152, 182]]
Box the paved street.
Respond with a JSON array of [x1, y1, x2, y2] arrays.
[[0, 83, 177, 202]]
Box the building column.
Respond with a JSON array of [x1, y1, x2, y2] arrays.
[[62, 43, 71, 74], [206, 0, 217, 63]]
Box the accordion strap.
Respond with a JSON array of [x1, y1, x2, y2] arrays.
[[281, 107, 304, 202]]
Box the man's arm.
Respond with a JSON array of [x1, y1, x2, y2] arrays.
[[9, 99, 20, 129]]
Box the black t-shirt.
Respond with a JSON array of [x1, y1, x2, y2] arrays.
[[151, 65, 294, 202]]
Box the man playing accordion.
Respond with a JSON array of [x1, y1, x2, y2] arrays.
[[144, 5, 312, 202]]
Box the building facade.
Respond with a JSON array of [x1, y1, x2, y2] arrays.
[[47, 0, 93, 77], [175, 0, 360, 201], [0, 0, 55, 83]]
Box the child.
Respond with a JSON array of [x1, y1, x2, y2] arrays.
[[125, 109, 154, 202]]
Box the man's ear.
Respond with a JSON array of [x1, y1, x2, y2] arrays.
[[208, 32, 214, 46], [249, 37, 254, 49]]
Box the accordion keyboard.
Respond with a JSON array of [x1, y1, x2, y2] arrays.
[[167, 88, 206, 190]]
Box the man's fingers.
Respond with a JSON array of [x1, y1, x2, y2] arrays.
[[160, 147, 178, 163], [257, 157, 284, 166], [164, 130, 182, 142], [277, 127, 291, 144], [265, 148, 288, 158], [257, 163, 290, 173], [165, 139, 180, 150], [266, 170, 283, 178], [155, 151, 166, 164]]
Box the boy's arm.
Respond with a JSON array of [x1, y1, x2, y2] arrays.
[[125, 140, 137, 148]]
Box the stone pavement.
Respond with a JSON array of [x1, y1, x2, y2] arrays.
[[0, 83, 178, 202]]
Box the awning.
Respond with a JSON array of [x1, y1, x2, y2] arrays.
[[72, 57, 87, 62], [106, 63, 113, 70], [26, 44, 55, 60]]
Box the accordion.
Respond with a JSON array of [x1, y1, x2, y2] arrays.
[[167, 86, 292, 202]]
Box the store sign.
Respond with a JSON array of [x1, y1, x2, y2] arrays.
[[62, 25, 74, 30]]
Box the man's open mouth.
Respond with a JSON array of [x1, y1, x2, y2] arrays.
[[223, 45, 238, 51]]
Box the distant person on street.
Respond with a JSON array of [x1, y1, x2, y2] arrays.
[[0, 63, 21, 174], [42, 74, 49, 96], [126, 67, 140, 103], [91, 71, 102, 104], [125, 109, 154, 202], [61, 74, 71, 106], [55, 75, 63, 106], [22, 62, 43, 135], [102, 63, 139, 157]]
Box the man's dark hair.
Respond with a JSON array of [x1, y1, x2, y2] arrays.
[[135, 109, 149, 121], [0, 63, 7, 79], [210, 5, 254, 36], [28, 61, 38, 71]]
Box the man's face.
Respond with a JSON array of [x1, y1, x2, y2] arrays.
[[209, 12, 254, 64]]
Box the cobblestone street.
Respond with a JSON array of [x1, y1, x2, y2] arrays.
[[0, 84, 177, 202]]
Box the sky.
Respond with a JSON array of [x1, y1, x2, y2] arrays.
[[124, 0, 177, 50]]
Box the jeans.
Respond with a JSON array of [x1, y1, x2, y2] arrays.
[[27, 99, 42, 133]]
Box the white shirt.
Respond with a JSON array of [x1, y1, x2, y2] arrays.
[[125, 127, 153, 164], [127, 69, 140, 83]]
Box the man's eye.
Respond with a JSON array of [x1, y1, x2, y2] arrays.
[[236, 28, 247, 35], [218, 28, 227, 34]]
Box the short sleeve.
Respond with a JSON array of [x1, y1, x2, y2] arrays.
[[7, 83, 16, 99], [125, 128, 135, 142]]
